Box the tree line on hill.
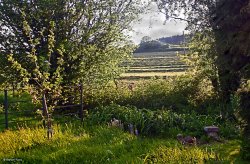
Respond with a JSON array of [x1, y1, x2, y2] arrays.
[[134, 35, 188, 53]]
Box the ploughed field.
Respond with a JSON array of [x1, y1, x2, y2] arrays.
[[121, 51, 187, 80]]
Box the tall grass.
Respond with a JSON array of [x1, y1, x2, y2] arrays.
[[143, 146, 217, 163], [86, 104, 239, 138]]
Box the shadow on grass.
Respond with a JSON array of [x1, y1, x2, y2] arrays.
[[5, 126, 179, 163]]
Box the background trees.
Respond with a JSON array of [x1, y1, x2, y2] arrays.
[[135, 39, 170, 53]]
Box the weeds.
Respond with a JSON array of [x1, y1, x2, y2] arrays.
[[85, 104, 239, 138]]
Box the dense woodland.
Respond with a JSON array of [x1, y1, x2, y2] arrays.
[[0, 0, 250, 163]]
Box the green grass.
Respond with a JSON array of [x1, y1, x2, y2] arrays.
[[0, 123, 244, 163], [0, 92, 42, 131], [0, 108, 43, 131]]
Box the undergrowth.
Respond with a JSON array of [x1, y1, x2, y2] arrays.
[[86, 104, 239, 139]]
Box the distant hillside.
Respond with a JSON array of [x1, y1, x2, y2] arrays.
[[157, 35, 183, 45], [134, 35, 189, 53], [134, 40, 169, 53], [157, 34, 191, 45]]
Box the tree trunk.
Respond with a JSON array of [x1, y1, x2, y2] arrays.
[[213, 0, 250, 159], [213, 0, 250, 102]]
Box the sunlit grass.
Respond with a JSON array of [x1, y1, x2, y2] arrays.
[[0, 123, 244, 163]]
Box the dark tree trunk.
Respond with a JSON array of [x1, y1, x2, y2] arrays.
[[213, 0, 250, 102], [213, 0, 250, 159]]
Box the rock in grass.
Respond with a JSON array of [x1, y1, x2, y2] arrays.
[[108, 118, 124, 130], [177, 134, 197, 145], [204, 126, 220, 141]]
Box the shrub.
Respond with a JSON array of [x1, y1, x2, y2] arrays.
[[86, 75, 208, 113], [85, 104, 239, 138], [85, 75, 228, 119]]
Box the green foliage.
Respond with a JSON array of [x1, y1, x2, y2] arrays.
[[0, 0, 142, 105], [87, 75, 217, 113], [0, 92, 37, 111], [0, 91, 43, 131], [181, 32, 219, 93], [86, 104, 239, 138], [155, 0, 250, 114], [3, 6, 67, 107], [235, 91, 250, 160]]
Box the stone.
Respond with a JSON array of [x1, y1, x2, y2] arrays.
[[204, 126, 219, 133], [204, 126, 220, 141], [177, 134, 196, 145], [108, 118, 124, 130]]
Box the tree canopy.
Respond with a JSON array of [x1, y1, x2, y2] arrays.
[[0, 0, 143, 102]]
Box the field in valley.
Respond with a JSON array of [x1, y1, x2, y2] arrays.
[[121, 51, 188, 80]]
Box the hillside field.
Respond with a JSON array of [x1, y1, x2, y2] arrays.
[[121, 51, 187, 80]]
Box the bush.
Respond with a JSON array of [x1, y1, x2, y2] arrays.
[[85, 104, 239, 138], [86, 75, 211, 113]]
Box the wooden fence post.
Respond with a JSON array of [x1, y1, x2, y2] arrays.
[[4, 90, 8, 129], [80, 84, 83, 123], [42, 94, 49, 127]]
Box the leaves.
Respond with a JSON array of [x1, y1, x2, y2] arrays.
[[0, 0, 143, 106]]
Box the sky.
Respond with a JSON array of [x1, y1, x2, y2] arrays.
[[129, 3, 187, 44]]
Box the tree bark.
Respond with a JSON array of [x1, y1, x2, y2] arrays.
[[213, 0, 250, 159]]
